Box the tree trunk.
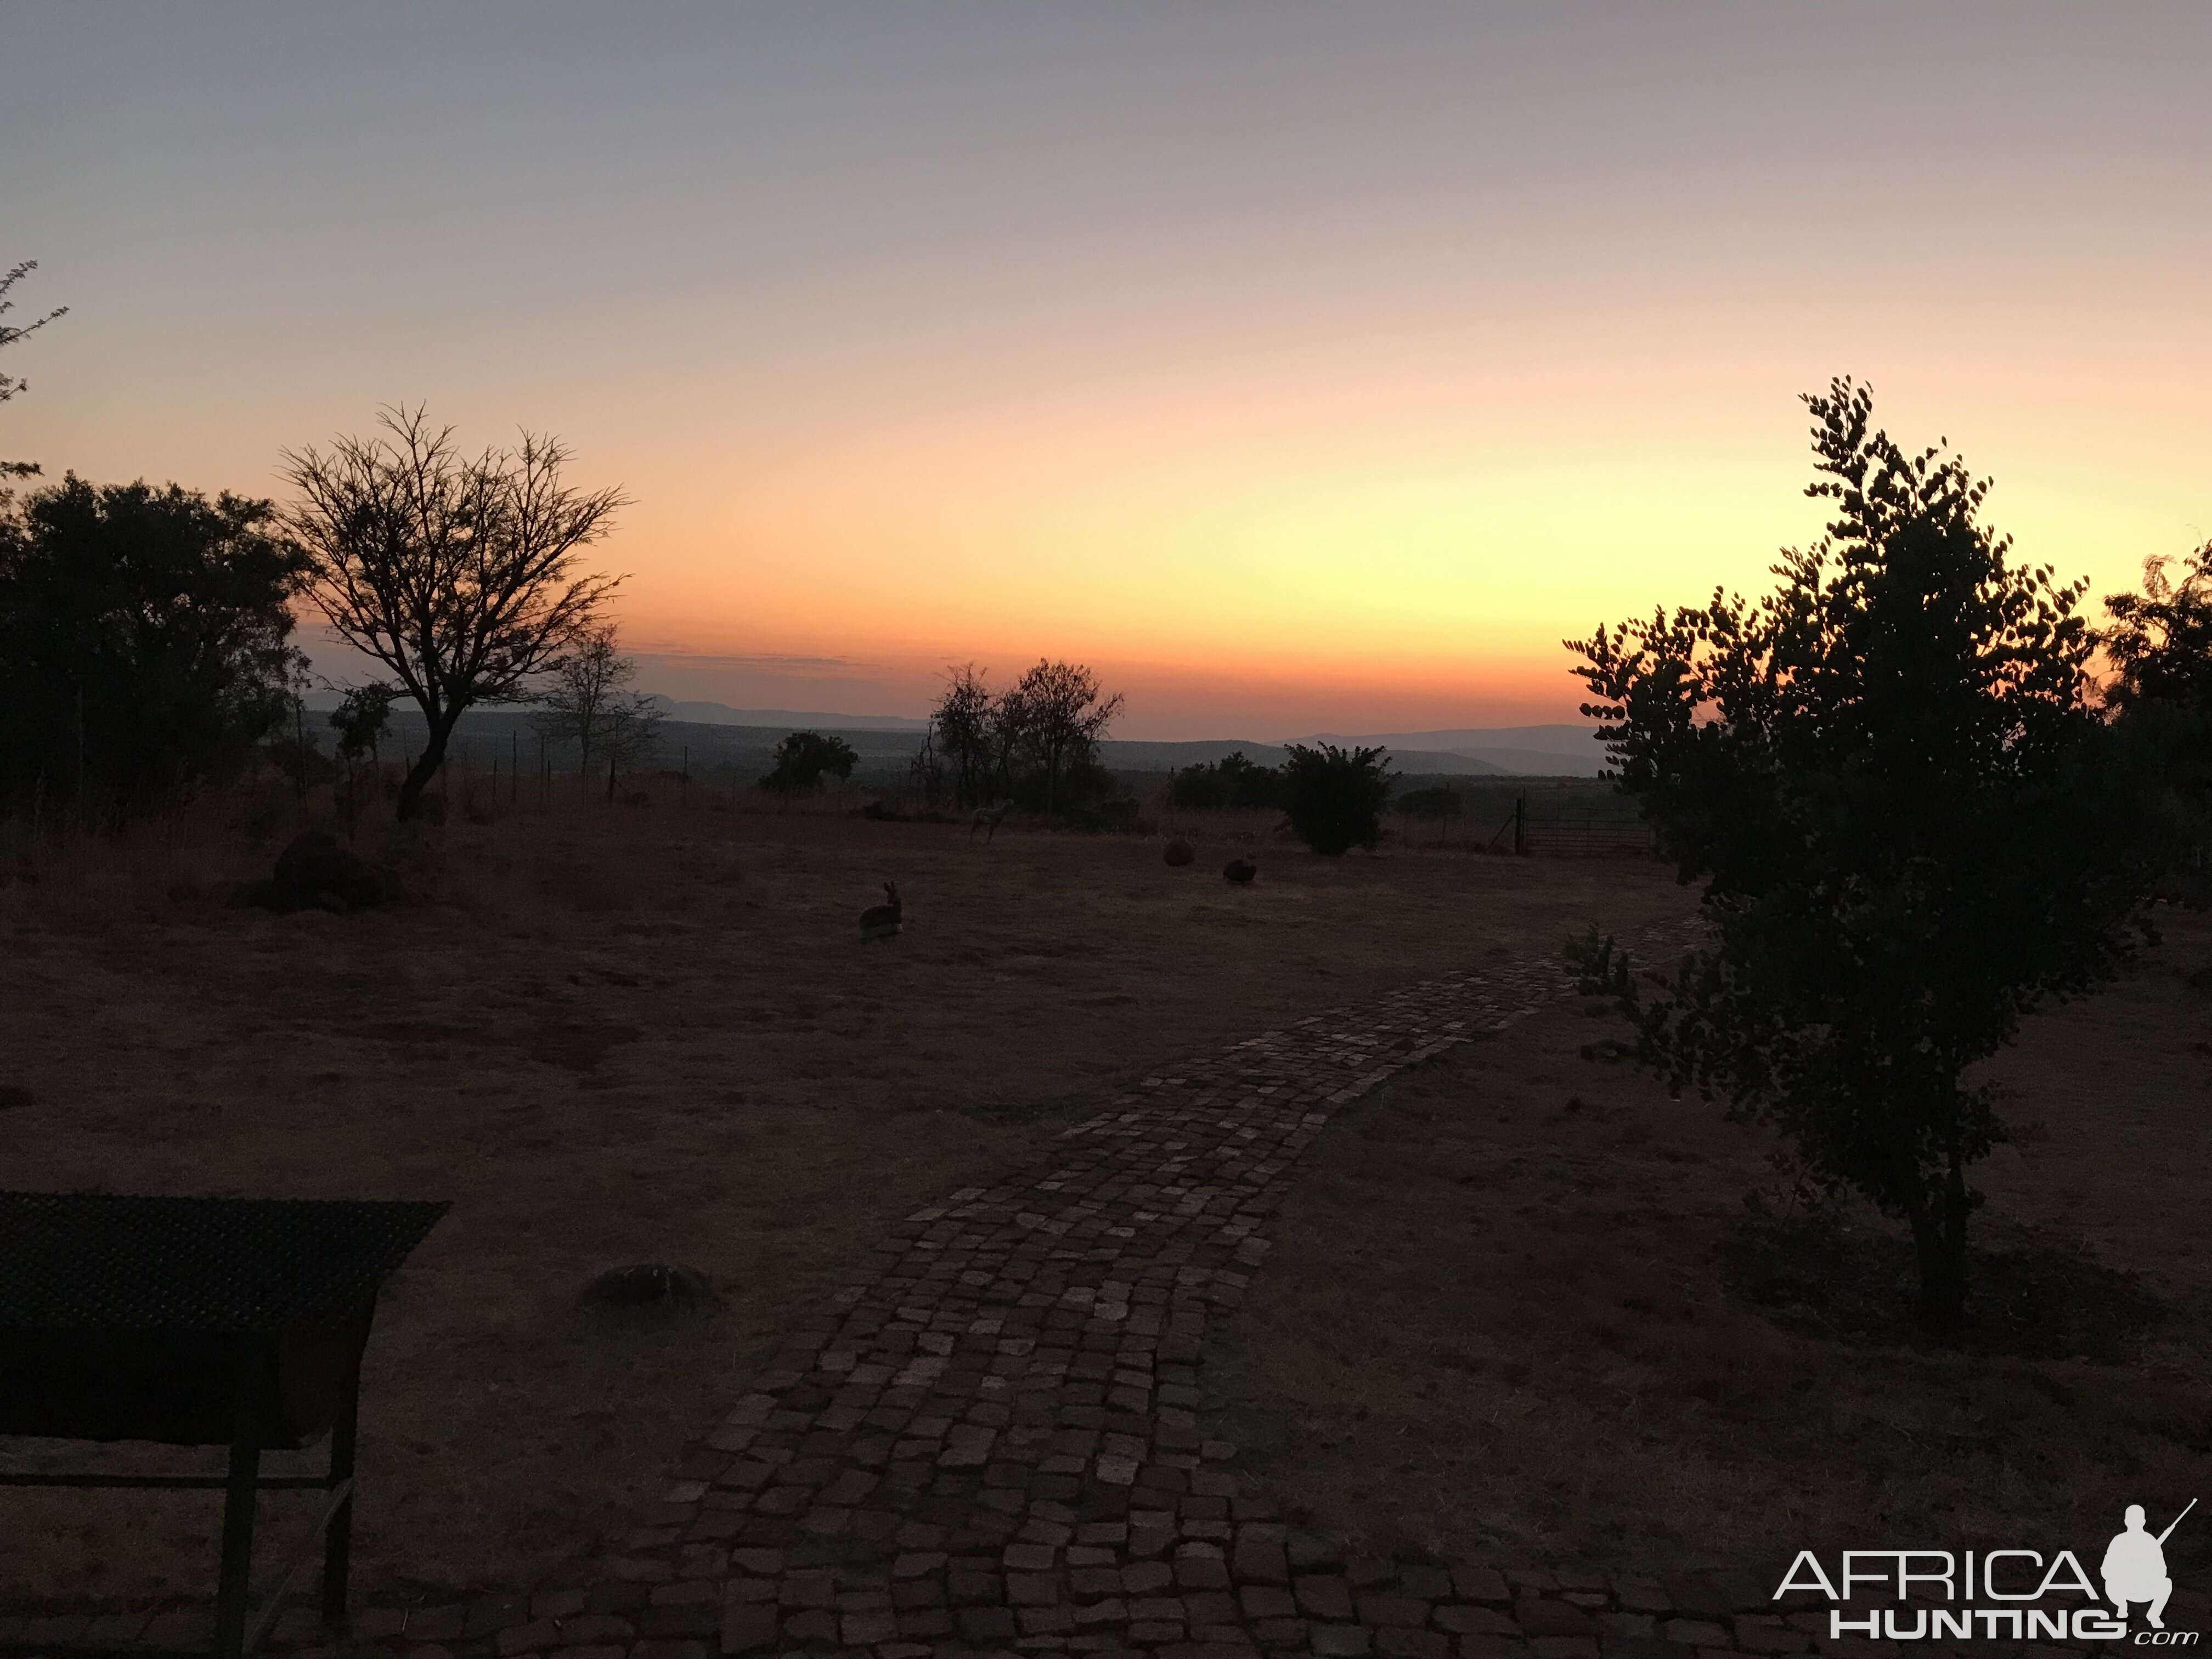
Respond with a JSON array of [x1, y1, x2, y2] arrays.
[[396, 746, 441, 820], [396, 712, 460, 821], [1904, 1172, 1972, 1329]]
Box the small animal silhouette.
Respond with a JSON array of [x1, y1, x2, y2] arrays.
[[1223, 856, 1257, 884], [859, 882, 903, 942], [1164, 837, 1195, 867], [969, 802, 1009, 843]]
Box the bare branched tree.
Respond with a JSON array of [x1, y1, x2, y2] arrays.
[[532, 620, 633, 795], [1, 260, 70, 478], [1011, 658, 1122, 816], [282, 407, 626, 819], [598, 692, 664, 798]]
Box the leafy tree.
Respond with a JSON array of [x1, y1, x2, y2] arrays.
[[985, 679, 1032, 802], [2102, 539, 2212, 712], [0, 476, 307, 816], [281, 407, 625, 820], [1007, 658, 1122, 816], [1567, 377, 2168, 1327], [1170, 751, 1285, 810], [328, 680, 398, 825], [330, 682, 398, 766], [760, 730, 858, 795], [1, 260, 68, 479], [2097, 539, 2212, 901], [1282, 742, 1395, 855], [930, 664, 998, 807]]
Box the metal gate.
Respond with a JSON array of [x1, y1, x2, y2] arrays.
[[1516, 789, 1653, 857]]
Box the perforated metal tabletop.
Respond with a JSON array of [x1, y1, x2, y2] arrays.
[[0, 1191, 448, 1334]]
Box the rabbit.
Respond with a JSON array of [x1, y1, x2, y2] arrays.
[[859, 881, 903, 941]]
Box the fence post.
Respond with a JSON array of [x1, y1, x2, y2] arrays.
[[1514, 791, 1525, 856]]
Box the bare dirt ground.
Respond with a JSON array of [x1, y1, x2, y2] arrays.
[[1210, 906, 2212, 1588], [0, 785, 1691, 1611]]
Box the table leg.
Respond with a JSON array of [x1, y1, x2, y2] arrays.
[[321, 1374, 359, 1621], [213, 1415, 261, 1659]]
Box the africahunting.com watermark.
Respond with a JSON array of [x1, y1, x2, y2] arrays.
[[1776, 1502, 2198, 1644]]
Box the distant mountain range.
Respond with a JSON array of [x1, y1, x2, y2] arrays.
[[645, 698, 930, 731], [1095, 725, 1604, 777], [298, 692, 1607, 777]]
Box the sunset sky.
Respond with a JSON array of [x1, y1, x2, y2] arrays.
[[3, 4, 2205, 737]]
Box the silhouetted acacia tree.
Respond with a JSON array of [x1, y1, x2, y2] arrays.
[[1568, 377, 2168, 1328], [1009, 659, 1122, 817], [761, 731, 858, 795], [599, 693, 664, 798], [0, 476, 307, 816], [1, 260, 69, 478], [1282, 743, 1395, 855], [282, 408, 625, 820], [532, 620, 636, 795], [930, 665, 998, 808]]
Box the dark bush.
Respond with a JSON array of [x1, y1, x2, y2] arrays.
[[263, 736, 339, 788], [1170, 751, 1284, 810], [760, 730, 858, 795], [0, 476, 307, 818], [1011, 753, 1120, 815], [1282, 743, 1396, 855]]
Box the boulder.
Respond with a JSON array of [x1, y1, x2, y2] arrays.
[[583, 1263, 712, 1311], [273, 831, 386, 912]]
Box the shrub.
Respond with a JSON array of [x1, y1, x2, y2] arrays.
[[1011, 753, 1120, 815], [1170, 751, 1284, 810], [1282, 743, 1395, 855], [760, 731, 859, 795], [0, 475, 307, 819]]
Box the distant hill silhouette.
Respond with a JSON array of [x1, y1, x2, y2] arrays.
[[293, 695, 1606, 777], [1094, 740, 1515, 776], [645, 698, 930, 731], [1300, 724, 1603, 776]]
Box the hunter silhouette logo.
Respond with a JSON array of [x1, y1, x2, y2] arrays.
[[2107, 1501, 2194, 1630], [1775, 1500, 2200, 1644]]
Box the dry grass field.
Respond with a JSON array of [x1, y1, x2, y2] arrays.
[[0, 782, 1692, 1611], [1211, 907, 2212, 1587]]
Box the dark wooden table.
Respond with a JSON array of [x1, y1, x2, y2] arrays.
[[0, 1192, 447, 1658]]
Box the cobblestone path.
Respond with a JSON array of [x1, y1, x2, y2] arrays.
[[22, 917, 2085, 1659]]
